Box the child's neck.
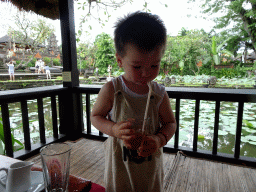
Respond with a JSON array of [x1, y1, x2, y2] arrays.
[[122, 76, 149, 95]]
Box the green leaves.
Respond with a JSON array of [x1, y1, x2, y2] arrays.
[[212, 36, 217, 55], [243, 120, 254, 129], [0, 112, 24, 155], [192, 0, 256, 52], [94, 33, 116, 74]]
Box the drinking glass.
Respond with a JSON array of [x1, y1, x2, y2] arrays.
[[40, 143, 71, 192]]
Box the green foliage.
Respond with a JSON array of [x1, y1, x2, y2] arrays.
[[16, 60, 21, 65], [78, 60, 89, 69], [94, 33, 117, 75], [27, 62, 34, 67], [162, 29, 211, 75], [77, 42, 97, 69], [189, 0, 256, 52], [43, 57, 51, 65], [211, 66, 249, 78], [53, 58, 61, 66], [27, 57, 37, 67], [9, 15, 54, 53], [170, 64, 181, 75], [0, 108, 24, 155], [56, 76, 62, 80], [212, 36, 217, 55]]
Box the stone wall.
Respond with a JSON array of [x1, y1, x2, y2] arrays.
[[0, 80, 62, 90]]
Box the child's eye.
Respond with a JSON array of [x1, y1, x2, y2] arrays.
[[133, 66, 141, 69]]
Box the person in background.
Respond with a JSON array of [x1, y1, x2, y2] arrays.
[[7, 59, 15, 81], [35, 59, 40, 73], [95, 67, 99, 76], [39, 59, 45, 74], [107, 65, 112, 77], [44, 64, 51, 79], [90, 11, 176, 192]]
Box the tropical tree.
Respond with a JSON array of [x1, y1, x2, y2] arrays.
[[77, 42, 96, 69], [188, 0, 256, 54], [94, 33, 116, 75], [163, 29, 210, 76], [8, 12, 54, 67]]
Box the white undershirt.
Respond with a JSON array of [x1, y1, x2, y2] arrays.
[[109, 75, 165, 119]]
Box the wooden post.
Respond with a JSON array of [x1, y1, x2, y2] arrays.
[[58, 0, 83, 140]]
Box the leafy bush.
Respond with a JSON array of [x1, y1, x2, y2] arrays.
[[169, 64, 181, 75], [56, 76, 62, 80], [79, 60, 89, 69], [43, 57, 51, 65], [32, 58, 37, 65], [231, 60, 241, 67], [0, 111, 24, 155], [53, 58, 61, 66], [16, 60, 21, 65], [94, 33, 116, 74], [199, 61, 212, 75], [211, 66, 249, 78], [27, 62, 34, 67]]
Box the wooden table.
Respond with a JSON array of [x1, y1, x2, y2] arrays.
[[0, 155, 22, 179], [0, 147, 104, 192]]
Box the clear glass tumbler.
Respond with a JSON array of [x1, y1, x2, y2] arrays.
[[40, 143, 71, 192]]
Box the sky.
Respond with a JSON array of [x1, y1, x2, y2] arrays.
[[0, 0, 216, 46]]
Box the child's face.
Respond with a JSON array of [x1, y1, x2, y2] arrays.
[[116, 44, 163, 85]]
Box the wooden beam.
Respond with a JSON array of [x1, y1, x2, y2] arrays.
[[59, 0, 79, 87]]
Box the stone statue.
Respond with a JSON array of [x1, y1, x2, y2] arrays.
[[171, 76, 176, 84], [207, 76, 217, 86], [164, 76, 171, 85]]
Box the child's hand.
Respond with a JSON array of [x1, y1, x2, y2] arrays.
[[112, 120, 135, 145], [123, 132, 143, 150], [137, 135, 161, 157]]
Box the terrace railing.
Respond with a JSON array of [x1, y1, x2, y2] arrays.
[[0, 85, 68, 160], [1, 84, 256, 167], [77, 85, 256, 167]]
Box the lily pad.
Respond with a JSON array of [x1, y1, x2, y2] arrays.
[[218, 130, 228, 135], [198, 135, 205, 139], [245, 135, 256, 141], [243, 127, 256, 133], [241, 137, 250, 143], [30, 132, 40, 138], [249, 141, 256, 146]]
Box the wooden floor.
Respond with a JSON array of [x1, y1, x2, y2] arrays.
[[26, 138, 256, 192]]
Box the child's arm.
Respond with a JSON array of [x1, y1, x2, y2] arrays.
[[90, 81, 135, 144], [138, 91, 176, 157]]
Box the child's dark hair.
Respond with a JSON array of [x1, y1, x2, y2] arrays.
[[114, 11, 167, 57]]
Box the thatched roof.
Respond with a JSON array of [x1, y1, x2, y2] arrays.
[[0, 35, 45, 47], [1, 0, 60, 20], [0, 35, 32, 44]]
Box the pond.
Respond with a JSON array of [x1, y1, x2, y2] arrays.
[[1, 95, 256, 158]]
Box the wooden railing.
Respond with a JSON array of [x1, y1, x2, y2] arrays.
[[0, 85, 68, 160], [1, 84, 256, 167], [77, 85, 256, 167]]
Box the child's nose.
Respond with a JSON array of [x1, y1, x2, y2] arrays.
[[141, 68, 151, 77]]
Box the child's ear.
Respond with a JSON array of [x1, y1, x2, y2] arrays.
[[116, 53, 122, 68]]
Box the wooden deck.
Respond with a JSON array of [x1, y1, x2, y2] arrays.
[[26, 138, 256, 192]]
